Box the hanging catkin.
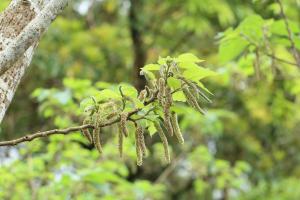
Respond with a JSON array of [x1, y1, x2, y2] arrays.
[[137, 125, 147, 156], [118, 124, 123, 158], [81, 128, 93, 144], [158, 78, 165, 105], [163, 86, 174, 136], [93, 126, 103, 154], [170, 112, 184, 144], [179, 77, 199, 98], [138, 89, 147, 102], [135, 126, 143, 166], [165, 86, 173, 105], [154, 121, 171, 163], [182, 85, 206, 114], [163, 108, 173, 136], [120, 112, 129, 137], [82, 119, 93, 144]]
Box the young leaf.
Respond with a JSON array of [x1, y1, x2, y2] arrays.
[[177, 53, 204, 63], [182, 66, 216, 81], [172, 91, 187, 102], [167, 77, 181, 89], [142, 64, 161, 71]]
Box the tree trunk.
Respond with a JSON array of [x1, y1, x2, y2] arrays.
[[0, 0, 68, 123], [129, 0, 147, 91], [0, 0, 38, 123]]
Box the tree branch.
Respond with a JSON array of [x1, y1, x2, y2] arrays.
[[276, 0, 300, 67], [240, 33, 299, 67], [129, 0, 147, 91], [0, 90, 159, 147], [0, 124, 93, 146]]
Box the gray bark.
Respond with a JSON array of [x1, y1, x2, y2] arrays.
[[0, 0, 68, 123]]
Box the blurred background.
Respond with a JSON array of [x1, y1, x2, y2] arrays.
[[1, 0, 300, 199]]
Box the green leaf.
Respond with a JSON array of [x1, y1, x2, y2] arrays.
[[142, 64, 160, 71], [80, 97, 95, 112], [96, 89, 121, 101], [183, 66, 216, 81], [270, 20, 300, 36], [177, 53, 204, 63], [167, 77, 181, 89], [141, 70, 156, 80], [219, 36, 249, 63], [178, 61, 200, 69], [158, 56, 172, 65], [119, 83, 138, 98], [237, 15, 264, 41], [172, 91, 186, 102], [147, 121, 157, 136], [95, 81, 112, 89], [196, 81, 213, 95]]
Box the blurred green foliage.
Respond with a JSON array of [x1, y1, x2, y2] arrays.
[[1, 0, 300, 199]]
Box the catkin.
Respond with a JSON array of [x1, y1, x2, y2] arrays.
[[120, 112, 129, 137], [118, 125, 123, 158], [163, 86, 174, 136], [163, 107, 173, 137], [82, 119, 93, 144], [154, 121, 171, 163], [179, 77, 199, 98], [138, 89, 147, 102], [145, 86, 151, 98], [81, 128, 93, 144], [137, 126, 147, 157], [93, 127, 103, 154], [182, 85, 206, 114], [197, 88, 212, 103], [165, 86, 173, 105], [158, 78, 165, 105], [135, 127, 143, 166], [170, 112, 184, 144], [106, 112, 118, 120]]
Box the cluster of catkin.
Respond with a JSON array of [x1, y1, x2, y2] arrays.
[[79, 61, 208, 166], [155, 76, 185, 163], [81, 111, 105, 154], [179, 76, 207, 115]]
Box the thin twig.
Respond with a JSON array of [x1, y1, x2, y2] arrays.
[[130, 107, 156, 121], [265, 53, 298, 66], [276, 0, 300, 67], [240, 33, 299, 67], [0, 124, 93, 147]]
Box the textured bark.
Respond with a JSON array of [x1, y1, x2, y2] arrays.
[[0, 0, 68, 123], [0, 0, 68, 75]]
